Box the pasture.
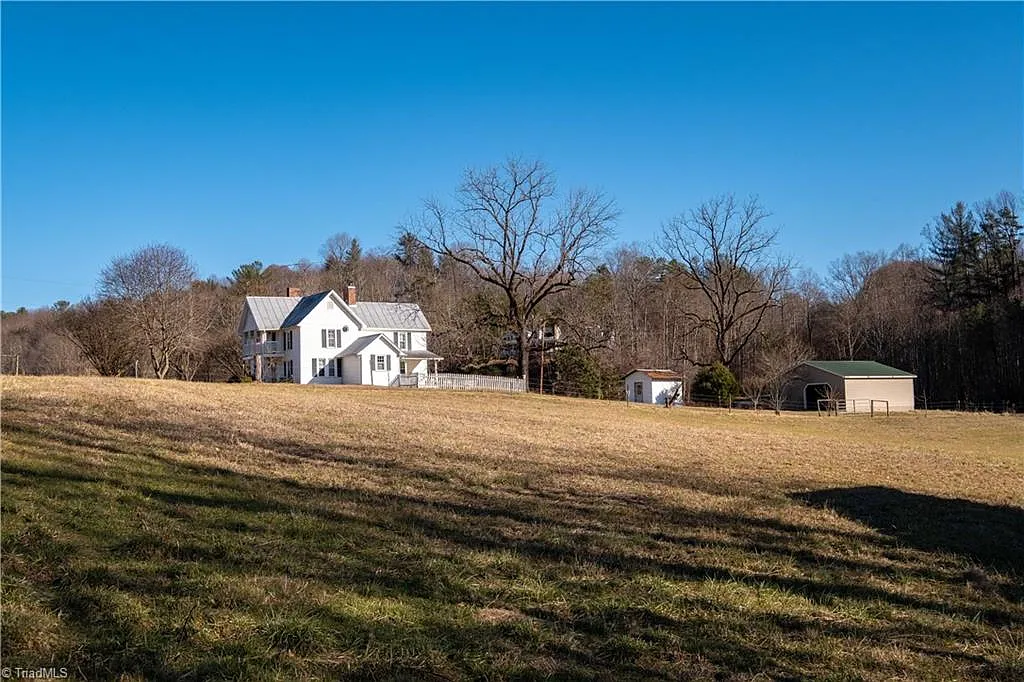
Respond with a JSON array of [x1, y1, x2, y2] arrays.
[[2, 376, 1022, 680]]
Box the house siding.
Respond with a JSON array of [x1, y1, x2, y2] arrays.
[[359, 336, 400, 387], [342, 354, 362, 385], [297, 295, 361, 384]]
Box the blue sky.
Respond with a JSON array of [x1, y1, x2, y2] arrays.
[[2, 1, 1021, 310]]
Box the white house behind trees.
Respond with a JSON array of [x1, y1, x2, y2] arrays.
[[623, 369, 683, 405], [238, 286, 442, 385]]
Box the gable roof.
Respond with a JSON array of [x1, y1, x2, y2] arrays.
[[623, 368, 683, 381], [352, 302, 431, 331], [243, 296, 301, 331], [338, 333, 403, 357], [241, 290, 431, 332], [279, 291, 334, 328], [802, 360, 916, 379]]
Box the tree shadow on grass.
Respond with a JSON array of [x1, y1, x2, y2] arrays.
[[791, 486, 1024, 599], [5, 407, 1024, 680]]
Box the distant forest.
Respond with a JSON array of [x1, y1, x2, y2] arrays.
[[3, 160, 1021, 409]]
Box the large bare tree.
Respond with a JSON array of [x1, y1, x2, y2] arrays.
[[99, 243, 197, 379], [660, 194, 791, 370], [412, 158, 618, 381]]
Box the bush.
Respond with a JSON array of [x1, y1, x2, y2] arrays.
[[692, 362, 740, 406], [551, 344, 604, 399]]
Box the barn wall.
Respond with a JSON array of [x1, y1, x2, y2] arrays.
[[843, 378, 916, 412]]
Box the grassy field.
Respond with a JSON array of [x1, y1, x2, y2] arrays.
[[2, 376, 1023, 681]]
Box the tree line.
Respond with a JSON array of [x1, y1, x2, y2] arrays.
[[3, 158, 1021, 407]]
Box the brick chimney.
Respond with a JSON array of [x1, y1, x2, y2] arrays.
[[345, 285, 357, 305], [286, 287, 303, 297]]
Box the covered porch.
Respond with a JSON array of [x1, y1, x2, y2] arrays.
[[400, 350, 444, 376]]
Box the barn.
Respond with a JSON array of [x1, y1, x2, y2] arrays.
[[783, 361, 917, 412], [623, 369, 683, 405]]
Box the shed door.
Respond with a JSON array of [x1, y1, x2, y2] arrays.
[[634, 381, 644, 402]]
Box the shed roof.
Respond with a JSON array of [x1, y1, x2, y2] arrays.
[[623, 368, 683, 381], [802, 360, 916, 379], [244, 296, 301, 330], [351, 302, 431, 331]]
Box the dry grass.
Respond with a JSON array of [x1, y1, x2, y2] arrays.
[[2, 376, 1022, 680]]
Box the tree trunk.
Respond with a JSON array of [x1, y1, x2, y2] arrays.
[[519, 325, 530, 384]]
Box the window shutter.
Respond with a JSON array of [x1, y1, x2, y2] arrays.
[[393, 332, 399, 345], [337, 329, 342, 346], [386, 355, 391, 371], [311, 359, 316, 377], [322, 329, 327, 347], [370, 354, 375, 370]]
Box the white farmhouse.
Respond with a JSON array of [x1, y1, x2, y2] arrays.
[[623, 369, 683, 405], [238, 286, 442, 385]]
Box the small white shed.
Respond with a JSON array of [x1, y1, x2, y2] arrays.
[[623, 369, 683, 405]]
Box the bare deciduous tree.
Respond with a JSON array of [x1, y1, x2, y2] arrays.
[[660, 194, 790, 370], [760, 338, 812, 414], [412, 158, 618, 381], [59, 299, 138, 376], [99, 243, 197, 379]]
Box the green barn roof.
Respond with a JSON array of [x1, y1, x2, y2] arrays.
[[802, 361, 916, 379]]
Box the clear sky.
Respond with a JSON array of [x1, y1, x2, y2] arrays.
[[2, 1, 1021, 310]]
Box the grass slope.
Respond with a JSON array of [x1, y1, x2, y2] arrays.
[[2, 376, 1023, 681]]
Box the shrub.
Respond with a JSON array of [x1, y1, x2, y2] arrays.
[[692, 362, 740, 406]]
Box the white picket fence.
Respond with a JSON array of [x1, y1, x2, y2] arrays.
[[395, 373, 526, 394]]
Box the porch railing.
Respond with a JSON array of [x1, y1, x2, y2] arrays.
[[243, 341, 283, 355]]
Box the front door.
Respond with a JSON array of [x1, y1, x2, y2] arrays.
[[634, 381, 644, 402]]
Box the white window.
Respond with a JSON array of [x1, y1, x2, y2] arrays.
[[322, 329, 344, 348], [328, 359, 335, 377], [394, 332, 409, 350], [376, 355, 386, 371], [317, 358, 327, 377], [371, 354, 390, 371]]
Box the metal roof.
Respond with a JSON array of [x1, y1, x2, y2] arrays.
[[802, 360, 916, 379], [244, 296, 301, 330], [351, 302, 431, 331], [243, 291, 431, 332], [338, 333, 402, 356], [280, 291, 333, 328], [404, 349, 444, 360]]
